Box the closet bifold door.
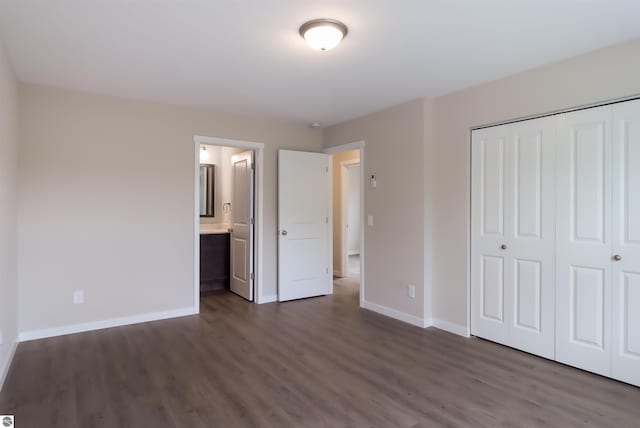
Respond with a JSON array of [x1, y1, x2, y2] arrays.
[[471, 124, 511, 345], [506, 118, 556, 359], [555, 105, 613, 377], [612, 99, 640, 387], [471, 119, 555, 359]]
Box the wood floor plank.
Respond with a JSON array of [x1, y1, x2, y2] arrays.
[[1, 277, 639, 427]]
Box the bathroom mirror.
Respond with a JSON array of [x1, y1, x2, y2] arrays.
[[199, 164, 215, 217]]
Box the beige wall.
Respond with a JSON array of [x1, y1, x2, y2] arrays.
[[17, 84, 323, 333], [0, 40, 18, 385], [432, 38, 640, 329], [332, 149, 360, 275], [325, 99, 426, 320], [11, 36, 640, 340]]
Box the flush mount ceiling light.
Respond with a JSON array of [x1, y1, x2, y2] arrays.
[[299, 19, 348, 51]]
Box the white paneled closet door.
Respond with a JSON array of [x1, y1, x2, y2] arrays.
[[611, 99, 640, 386], [471, 124, 511, 345], [471, 117, 556, 359], [556, 105, 613, 377], [507, 118, 556, 359]]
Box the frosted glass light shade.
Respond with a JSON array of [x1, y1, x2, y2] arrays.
[[300, 19, 348, 51]]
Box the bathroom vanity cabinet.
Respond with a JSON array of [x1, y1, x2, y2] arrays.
[[200, 231, 230, 294]]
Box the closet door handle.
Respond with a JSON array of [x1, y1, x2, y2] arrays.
[[281, 230, 288, 236], [613, 254, 622, 261], [500, 244, 507, 250]]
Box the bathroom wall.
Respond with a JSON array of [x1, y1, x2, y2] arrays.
[[199, 145, 244, 226]]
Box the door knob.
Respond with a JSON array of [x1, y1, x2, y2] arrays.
[[500, 244, 507, 250], [281, 230, 288, 236], [613, 254, 622, 261]]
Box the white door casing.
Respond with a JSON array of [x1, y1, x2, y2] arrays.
[[471, 117, 556, 359], [230, 150, 254, 301], [278, 150, 331, 302], [555, 105, 612, 376], [612, 99, 640, 386]]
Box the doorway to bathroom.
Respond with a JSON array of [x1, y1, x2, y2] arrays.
[[193, 136, 265, 314]]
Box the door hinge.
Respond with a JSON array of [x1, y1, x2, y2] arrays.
[[250, 272, 255, 281], [326, 268, 329, 274], [250, 217, 254, 225], [326, 216, 329, 224], [325, 166, 329, 173], [251, 162, 255, 170]]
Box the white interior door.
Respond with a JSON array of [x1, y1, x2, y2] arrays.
[[230, 150, 254, 301], [612, 99, 640, 386], [471, 124, 511, 345], [278, 150, 331, 302], [556, 105, 612, 376], [507, 117, 556, 359]]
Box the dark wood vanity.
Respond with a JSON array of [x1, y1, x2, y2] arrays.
[[200, 231, 230, 294]]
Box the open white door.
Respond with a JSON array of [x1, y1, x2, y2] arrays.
[[278, 150, 331, 302], [230, 150, 254, 301]]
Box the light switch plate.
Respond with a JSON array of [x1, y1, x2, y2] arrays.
[[368, 215, 374, 226], [408, 284, 416, 299]]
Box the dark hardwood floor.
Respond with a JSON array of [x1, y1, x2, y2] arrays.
[[1, 278, 639, 427]]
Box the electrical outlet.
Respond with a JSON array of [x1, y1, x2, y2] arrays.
[[73, 290, 84, 305], [407, 284, 416, 299]]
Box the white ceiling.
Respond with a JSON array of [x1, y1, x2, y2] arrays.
[[1, 0, 639, 126]]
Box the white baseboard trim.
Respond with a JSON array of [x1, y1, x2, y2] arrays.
[[258, 294, 278, 304], [0, 338, 18, 391], [362, 300, 428, 328], [18, 307, 197, 342], [431, 318, 471, 337]]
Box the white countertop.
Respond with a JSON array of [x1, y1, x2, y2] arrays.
[[199, 224, 230, 235]]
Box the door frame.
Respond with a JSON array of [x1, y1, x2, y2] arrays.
[[325, 141, 366, 307], [193, 135, 265, 314]]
